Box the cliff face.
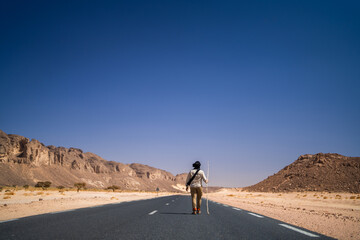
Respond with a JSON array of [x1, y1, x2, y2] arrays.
[[0, 130, 185, 191], [244, 153, 360, 193]]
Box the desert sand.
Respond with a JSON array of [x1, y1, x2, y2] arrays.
[[208, 189, 360, 240], [0, 188, 172, 221]]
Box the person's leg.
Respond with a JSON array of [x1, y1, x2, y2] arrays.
[[190, 187, 197, 214], [196, 187, 203, 213]]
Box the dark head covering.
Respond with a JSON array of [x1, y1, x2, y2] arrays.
[[192, 161, 201, 169]]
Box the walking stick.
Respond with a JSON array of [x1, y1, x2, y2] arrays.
[[206, 160, 210, 215]]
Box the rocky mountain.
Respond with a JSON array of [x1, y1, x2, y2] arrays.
[[0, 130, 186, 191], [244, 153, 360, 193]]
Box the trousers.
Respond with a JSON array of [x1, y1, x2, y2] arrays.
[[190, 187, 203, 210]]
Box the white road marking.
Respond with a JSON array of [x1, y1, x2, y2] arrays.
[[165, 203, 169, 205], [172, 200, 174, 202], [50, 209, 75, 214], [248, 213, 264, 218], [148, 210, 158, 215], [232, 207, 242, 211], [0, 219, 19, 224], [222, 204, 229, 207], [279, 224, 319, 237]]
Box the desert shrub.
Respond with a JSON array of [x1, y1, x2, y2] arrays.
[[57, 186, 65, 190], [107, 185, 120, 192], [323, 196, 328, 199], [37, 192, 44, 195], [335, 195, 342, 199], [227, 194, 235, 197], [350, 196, 356, 199], [0, 186, 2, 192], [35, 181, 52, 190], [23, 185, 29, 190], [74, 182, 86, 192], [5, 192, 15, 196], [3, 196, 11, 199]]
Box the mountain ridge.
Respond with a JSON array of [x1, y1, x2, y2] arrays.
[[244, 153, 360, 193], [0, 129, 185, 191]]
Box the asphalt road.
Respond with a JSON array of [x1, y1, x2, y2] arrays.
[[0, 195, 334, 240]]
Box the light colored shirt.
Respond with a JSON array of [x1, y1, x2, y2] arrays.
[[185, 169, 207, 187]]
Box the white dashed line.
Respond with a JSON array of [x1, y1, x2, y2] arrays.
[[172, 200, 174, 202], [222, 204, 229, 207], [0, 219, 19, 224], [148, 210, 158, 215], [248, 213, 264, 218], [232, 207, 242, 211], [279, 224, 319, 237], [50, 209, 75, 214], [165, 203, 169, 205]]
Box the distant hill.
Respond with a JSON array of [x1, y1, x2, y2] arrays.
[[244, 153, 360, 193], [0, 130, 186, 192]]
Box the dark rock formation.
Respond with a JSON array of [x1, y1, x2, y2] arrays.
[[244, 153, 360, 193]]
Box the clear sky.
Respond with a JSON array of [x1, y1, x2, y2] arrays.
[[1, 1, 359, 187]]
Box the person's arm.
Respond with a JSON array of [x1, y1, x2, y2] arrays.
[[202, 171, 208, 184], [185, 172, 191, 191]]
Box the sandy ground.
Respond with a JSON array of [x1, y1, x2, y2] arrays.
[[0, 189, 172, 221], [207, 189, 360, 240]]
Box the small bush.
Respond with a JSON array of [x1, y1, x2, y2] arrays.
[[3, 196, 11, 199], [350, 196, 356, 199], [37, 192, 44, 195], [227, 194, 235, 197], [35, 181, 51, 190], [23, 185, 30, 190], [4, 192, 15, 196], [107, 185, 120, 192], [57, 186, 65, 190], [323, 196, 328, 199], [74, 182, 86, 192], [0, 186, 3, 192]]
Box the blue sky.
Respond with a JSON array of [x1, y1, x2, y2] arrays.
[[1, 0, 359, 187]]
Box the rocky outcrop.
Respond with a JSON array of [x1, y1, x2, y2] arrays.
[[0, 130, 185, 192], [244, 153, 360, 193]]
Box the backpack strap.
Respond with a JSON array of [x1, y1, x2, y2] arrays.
[[186, 169, 200, 186]]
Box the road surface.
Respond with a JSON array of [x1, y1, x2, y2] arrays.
[[0, 195, 334, 239]]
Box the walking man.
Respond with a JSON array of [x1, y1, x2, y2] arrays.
[[186, 161, 208, 214]]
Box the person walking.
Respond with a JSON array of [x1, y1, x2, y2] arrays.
[[185, 161, 208, 215]]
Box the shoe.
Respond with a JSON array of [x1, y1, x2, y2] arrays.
[[192, 208, 197, 215], [197, 208, 201, 214]]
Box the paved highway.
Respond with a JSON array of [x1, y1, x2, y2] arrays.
[[0, 195, 334, 239]]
